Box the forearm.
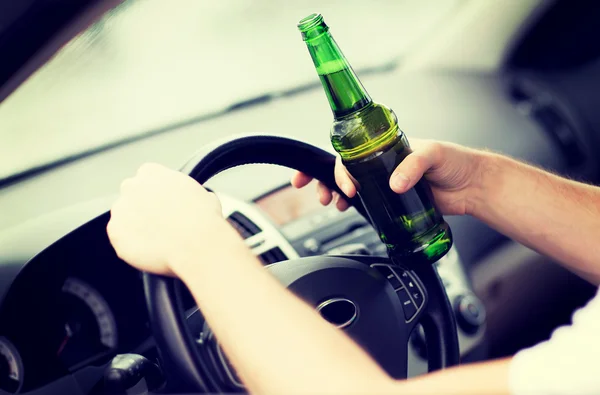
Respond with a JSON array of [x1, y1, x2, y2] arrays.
[[471, 152, 600, 282], [172, 223, 391, 394], [397, 358, 511, 395]]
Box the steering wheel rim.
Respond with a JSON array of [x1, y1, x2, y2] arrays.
[[143, 135, 459, 392]]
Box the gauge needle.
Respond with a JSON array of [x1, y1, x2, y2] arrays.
[[56, 323, 73, 356]]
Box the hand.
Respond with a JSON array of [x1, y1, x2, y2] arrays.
[[291, 140, 483, 216], [107, 163, 239, 276]]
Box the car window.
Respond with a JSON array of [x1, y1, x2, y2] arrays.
[[0, 0, 460, 181]]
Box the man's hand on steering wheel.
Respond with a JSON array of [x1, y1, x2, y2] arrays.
[[107, 162, 238, 278]]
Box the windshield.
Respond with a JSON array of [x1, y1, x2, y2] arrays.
[[0, 0, 460, 181]]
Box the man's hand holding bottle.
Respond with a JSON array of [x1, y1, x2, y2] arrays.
[[291, 140, 486, 217]]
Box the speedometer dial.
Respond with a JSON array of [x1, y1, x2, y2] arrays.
[[0, 337, 23, 393], [58, 277, 118, 370]]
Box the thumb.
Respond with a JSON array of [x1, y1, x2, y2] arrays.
[[389, 143, 441, 193]]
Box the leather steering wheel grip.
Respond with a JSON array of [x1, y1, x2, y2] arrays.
[[143, 135, 459, 392], [180, 134, 371, 221]]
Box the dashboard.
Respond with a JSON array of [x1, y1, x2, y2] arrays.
[[0, 182, 487, 394], [0, 213, 152, 393]]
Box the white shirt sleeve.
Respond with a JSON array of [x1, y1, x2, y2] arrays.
[[509, 287, 600, 395]]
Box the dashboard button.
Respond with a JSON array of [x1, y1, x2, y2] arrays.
[[302, 238, 320, 253], [397, 270, 411, 283], [406, 277, 418, 291], [396, 288, 417, 320], [455, 294, 486, 334], [386, 274, 402, 290], [411, 290, 424, 307]]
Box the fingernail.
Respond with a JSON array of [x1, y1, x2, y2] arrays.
[[341, 182, 352, 196], [391, 174, 409, 191]]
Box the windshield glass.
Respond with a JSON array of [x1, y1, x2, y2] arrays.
[[0, 0, 460, 181]]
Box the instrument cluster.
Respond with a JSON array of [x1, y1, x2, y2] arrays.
[[0, 228, 151, 394]]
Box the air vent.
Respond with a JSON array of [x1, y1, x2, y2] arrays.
[[227, 211, 261, 239], [259, 248, 286, 265]]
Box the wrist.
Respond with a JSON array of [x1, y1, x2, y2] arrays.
[[167, 219, 250, 280], [465, 150, 502, 217]]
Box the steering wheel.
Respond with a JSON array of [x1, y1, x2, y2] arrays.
[[143, 136, 460, 393]]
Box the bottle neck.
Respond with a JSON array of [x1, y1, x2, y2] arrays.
[[303, 30, 372, 119]]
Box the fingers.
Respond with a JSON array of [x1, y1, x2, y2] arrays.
[[333, 192, 350, 211], [317, 181, 333, 205], [334, 157, 357, 198], [291, 172, 313, 189], [319, 188, 350, 212], [389, 142, 443, 193], [292, 165, 353, 211]]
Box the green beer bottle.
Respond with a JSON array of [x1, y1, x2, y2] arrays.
[[298, 13, 452, 264]]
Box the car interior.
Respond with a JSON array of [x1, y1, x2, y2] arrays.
[[0, 0, 599, 394]]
